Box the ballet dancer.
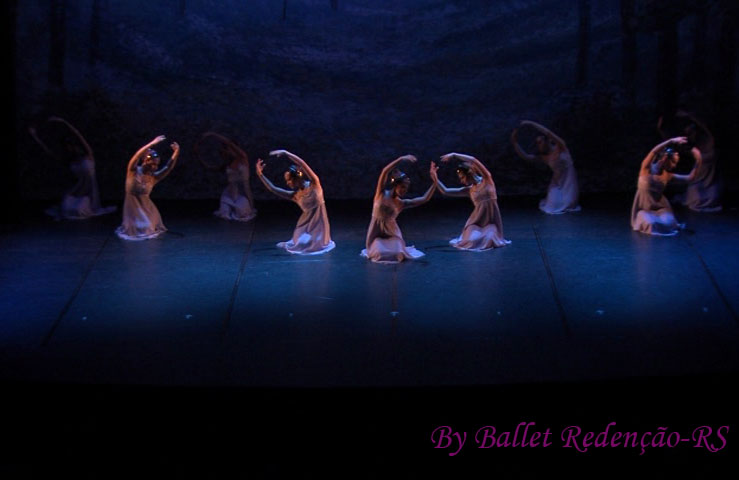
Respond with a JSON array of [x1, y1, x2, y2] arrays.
[[362, 155, 435, 263], [29, 117, 116, 220], [116, 135, 179, 240], [196, 132, 256, 222], [631, 136, 701, 236], [511, 120, 580, 214], [256, 149, 335, 255], [658, 111, 721, 212], [433, 152, 510, 251]]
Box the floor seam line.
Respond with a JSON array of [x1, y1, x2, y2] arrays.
[[222, 223, 257, 338], [683, 235, 739, 327], [41, 232, 112, 347], [533, 226, 570, 336]]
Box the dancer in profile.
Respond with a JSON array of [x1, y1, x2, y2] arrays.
[[29, 117, 116, 220], [658, 111, 721, 212], [631, 136, 701, 236], [256, 149, 335, 255], [116, 135, 179, 241], [433, 152, 510, 251], [511, 120, 580, 214], [196, 132, 256, 222], [361, 155, 435, 263]]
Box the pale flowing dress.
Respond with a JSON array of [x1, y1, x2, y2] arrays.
[[361, 195, 424, 263], [278, 185, 335, 255], [450, 181, 511, 251], [45, 156, 116, 220], [116, 167, 167, 240], [214, 163, 257, 222], [539, 150, 580, 214], [673, 148, 721, 212], [631, 173, 680, 236]]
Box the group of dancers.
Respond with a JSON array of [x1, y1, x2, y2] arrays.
[[29, 113, 722, 263]]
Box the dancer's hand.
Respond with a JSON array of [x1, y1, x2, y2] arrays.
[[256, 158, 265, 176], [170, 142, 180, 153], [672, 136, 688, 145], [429, 162, 439, 180], [439, 153, 455, 163], [153, 135, 166, 144], [269, 149, 287, 157], [395, 154, 416, 163], [47, 116, 63, 123]]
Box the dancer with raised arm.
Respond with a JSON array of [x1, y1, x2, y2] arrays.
[[29, 117, 116, 220], [116, 135, 179, 241], [658, 111, 721, 212], [631, 137, 701, 236], [196, 132, 257, 222], [433, 153, 510, 251], [511, 120, 580, 214], [362, 155, 435, 263], [256, 150, 334, 255]]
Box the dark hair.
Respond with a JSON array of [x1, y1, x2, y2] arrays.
[[286, 164, 305, 180], [386, 169, 409, 190], [656, 147, 678, 168], [456, 162, 472, 176]]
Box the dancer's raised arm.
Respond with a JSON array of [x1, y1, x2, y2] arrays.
[[195, 132, 225, 171], [510, 128, 536, 162], [28, 125, 60, 160], [640, 137, 687, 172], [153, 142, 180, 181], [128, 135, 166, 172], [256, 158, 294, 200], [48, 117, 93, 160], [520, 120, 566, 151], [440, 152, 493, 184], [402, 163, 436, 208], [375, 154, 416, 198], [196, 132, 249, 171], [431, 161, 469, 197], [270, 149, 320, 187], [676, 110, 715, 149], [672, 149, 704, 183]]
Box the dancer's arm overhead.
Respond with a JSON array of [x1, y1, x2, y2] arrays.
[[440, 152, 493, 184], [431, 161, 470, 197], [402, 162, 436, 208], [270, 149, 321, 187], [256, 158, 295, 200], [29, 124, 60, 161], [196, 132, 228, 171], [48, 117, 94, 161], [520, 120, 567, 151], [640, 137, 687, 173], [154, 142, 180, 181], [671, 148, 703, 183], [510, 128, 536, 162], [128, 135, 166, 172], [375, 154, 416, 199]]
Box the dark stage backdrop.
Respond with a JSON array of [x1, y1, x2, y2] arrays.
[[11, 0, 739, 200]]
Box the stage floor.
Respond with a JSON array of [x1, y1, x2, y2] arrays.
[[1, 194, 738, 387]]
